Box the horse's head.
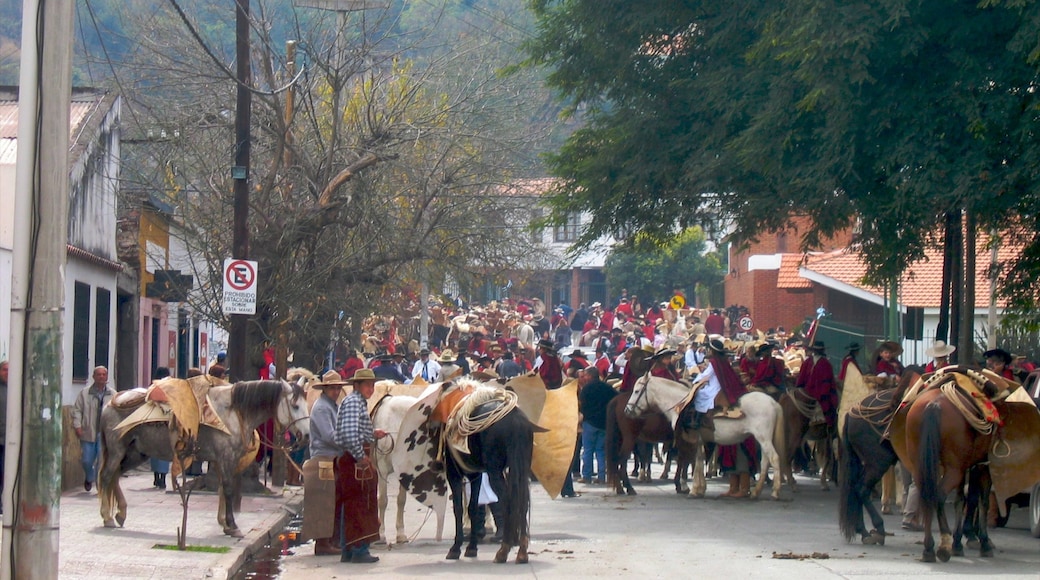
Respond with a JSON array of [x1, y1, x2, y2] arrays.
[[624, 375, 651, 418], [279, 378, 310, 441]]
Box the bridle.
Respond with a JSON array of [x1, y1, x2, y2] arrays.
[[625, 374, 652, 416]]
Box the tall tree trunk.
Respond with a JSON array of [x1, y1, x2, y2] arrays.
[[936, 211, 957, 344], [949, 210, 964, 363], [959, 209, 977, 362]]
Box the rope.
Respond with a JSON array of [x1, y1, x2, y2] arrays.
[[455, 390, 519, 437], [374, 433, 396, 456], [939, 382, 994, 435], [847, 391, 897, 439]]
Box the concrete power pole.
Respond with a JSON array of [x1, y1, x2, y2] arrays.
[[229, 0, 253, 383], [4, 0, 75, 576]]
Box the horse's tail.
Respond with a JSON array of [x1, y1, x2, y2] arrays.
[[918, 400, 944, 508], [604, 396, 620, 487], [503, 413, 534, 545], [838, 420, 860, 542]]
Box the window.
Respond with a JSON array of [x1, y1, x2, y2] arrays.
[[72, 282, 91, 381], [95, 288, 111, 370], [553, 212, 581, 243]]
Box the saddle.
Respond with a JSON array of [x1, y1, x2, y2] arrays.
[[790, 388, 824, 426], [114, 375, 232, 439], [712, 392, 744, 420], [895, 366, 1010, 436]]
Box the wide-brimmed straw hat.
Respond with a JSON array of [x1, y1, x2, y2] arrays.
[[438, 350, 456, 362], [878, 341, 902, 356], [314, 370, 349, 389], [925, 340, 956, 358], [344, 368, 377, 383]]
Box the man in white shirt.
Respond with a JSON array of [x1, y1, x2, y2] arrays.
[[410, 349, 441, 382]]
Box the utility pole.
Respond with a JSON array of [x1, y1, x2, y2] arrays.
[[229, 0, 253, 382], [4, 0, 75, 576]]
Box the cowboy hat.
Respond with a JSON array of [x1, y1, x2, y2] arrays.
[[845, 342, 861, 352], [344, 368, 377, 383], [438, 350, 456, 362], [707, 338, 730, 355], [314, 370, 349, 389], [419, 348, 431, 356], [808, 340, 826, 352], [983, 348, 1012, 365], [471, 369, 499, 382], [925, 340, 956, 358], [537, 338, 555, 351], [755, 342, 774, 356], [651, 347, 677, 360], [568, 349, 588, 359], [878, 341, 902, 356]]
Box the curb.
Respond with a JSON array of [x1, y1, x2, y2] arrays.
[[206, 487, 305, 579]]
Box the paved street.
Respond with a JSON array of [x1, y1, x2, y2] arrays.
[[275, 471, 1040, 579], [42, 467, 301, 579]]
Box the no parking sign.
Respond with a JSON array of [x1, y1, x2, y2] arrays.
[[222, 259, 258, 315]]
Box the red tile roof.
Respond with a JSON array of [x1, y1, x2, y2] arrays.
[[777, 254, 812, 289], [800, 232, 1017, 308]]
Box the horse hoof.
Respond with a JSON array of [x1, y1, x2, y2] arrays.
[[921, 551, 936, 563], [494, 546, 510, 564], [446, 547, 461, 560], [863, 531, 885, 546], [396, 537, 409, 544], [626, 489, 638, 496], [103, 519, 119, 528], [952, 546, 964, 557], [224, 527, 244, 538], [966, 538, 980, 550], [882, 505, 893, 515], [515, 553, 529, 564], [115, 514, 126, 527], [936, 547, 951, 563]]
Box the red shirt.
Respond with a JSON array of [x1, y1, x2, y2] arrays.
[[539, 353, 564, 389]]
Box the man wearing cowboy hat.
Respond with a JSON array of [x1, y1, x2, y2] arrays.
[[649, 347, 680, 381], [410, 348, 440, 383], [436, 349, 462, 381], [798, 341, 838, 428], [873, 341, 904, 379], [306, 370, 350, 556], [839, 342, 862, 383], [924, 340, 955, 373], [372, 354, 409, 383], [535, 338, 564, 389], [331, 369, 387, 563], [984, 347, 1015, 380]]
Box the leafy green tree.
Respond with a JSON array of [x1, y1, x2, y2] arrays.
[[523, 0, 1040, 328], [604, 227, 722, 307]]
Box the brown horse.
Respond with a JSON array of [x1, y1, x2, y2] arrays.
[[891, 369, 996, 562], [604, 391, 673, 495], [779, 391, 835, 491]]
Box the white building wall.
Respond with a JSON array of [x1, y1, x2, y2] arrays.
[[63, 259, 118, 403]]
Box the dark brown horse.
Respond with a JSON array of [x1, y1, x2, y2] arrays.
[[779, 391, 835, 491], [838, 372, 918, 545], [604, 391, 673, 495], [891, 368, 996, 562]]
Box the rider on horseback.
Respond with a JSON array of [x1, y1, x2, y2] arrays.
[[685, 339, 746, 432], [796, 340, 838, 427]]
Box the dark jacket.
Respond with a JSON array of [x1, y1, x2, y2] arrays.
[[579, 380, 616, 430]]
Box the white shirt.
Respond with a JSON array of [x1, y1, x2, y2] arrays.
[[411, 358, 441, 381], [691, 362, 722, 413]]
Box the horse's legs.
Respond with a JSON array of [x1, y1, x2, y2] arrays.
[[756, 438, 782, 501], [515, 534, 529, 564], [975, 467, 995, 558], [377, 472, 389, 544], [464, 478, 483, 558], [446, 472, 465, 560], [881, 467, 896, 515], [394, 482, 409, 544], [221, 472, 243, 538], [690, 444, 707, 498]]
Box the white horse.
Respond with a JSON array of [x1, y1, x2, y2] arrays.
[[371, 388, 445, 545], [624, 376, 786, 500]]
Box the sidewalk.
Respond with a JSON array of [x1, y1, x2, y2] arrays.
[[57, 467, 302, 580]]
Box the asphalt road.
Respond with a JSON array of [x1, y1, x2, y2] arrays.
[[274, 471, 1040, 579]]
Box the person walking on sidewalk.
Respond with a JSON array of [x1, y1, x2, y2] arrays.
[[306, 370, 349, 556], [150, 367, 173, 490], [334, 368, 387, 564], [72, 366, 115, 492]]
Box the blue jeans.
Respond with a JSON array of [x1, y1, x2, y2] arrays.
[[581, 422, 606, 480], [81, 439, 101, 483]]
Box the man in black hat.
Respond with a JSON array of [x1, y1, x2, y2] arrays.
[[536, 338, 563, 389], [799, 341, 837, 428], [372, 354, 408, 382], [984, 348, 1015, 380], [748, 342, 784, 399], [410, 348, 440, 382], [839, 342, 862, 383]]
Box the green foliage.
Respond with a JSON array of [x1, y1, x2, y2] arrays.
[[524, 0, 1040, 322], [604, 227, 722, 305]]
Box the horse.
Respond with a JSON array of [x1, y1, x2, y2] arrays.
[[604, 391, 673, 495], [369, 390, 446, 545], [890, 367, 999, 562], [837, 372, 918, 545], [98, 378, 310, 537], [439, 381, 538, 563], [779, 391, 837, 491], [624, 376, 786, 500]]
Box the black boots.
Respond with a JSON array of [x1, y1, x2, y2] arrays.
[[153, 473, 167, 490]]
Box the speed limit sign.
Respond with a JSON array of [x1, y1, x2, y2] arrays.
[[738, 315, 754, 331]]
